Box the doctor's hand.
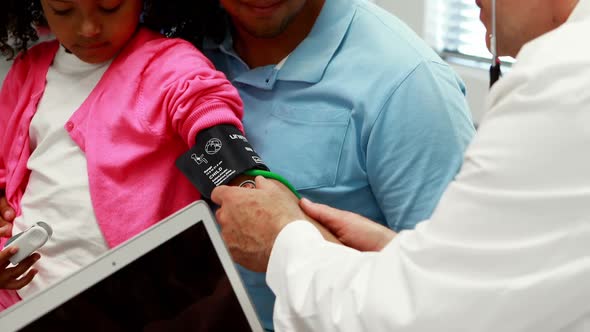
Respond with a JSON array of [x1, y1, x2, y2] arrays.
[[299, 198, 396, 252], [0, 195, 15, 237], [0, 247, 40, 290], [212, 176, 339, 272]]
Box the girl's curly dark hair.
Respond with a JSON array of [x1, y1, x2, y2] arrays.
[[0, 0, 229, 60], [0, 0, 45, 59]]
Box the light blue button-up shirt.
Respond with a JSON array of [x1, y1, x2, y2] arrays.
[[204, 0, 475, 329]]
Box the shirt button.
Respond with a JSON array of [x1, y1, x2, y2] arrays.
[[65, 121, 74, 131]]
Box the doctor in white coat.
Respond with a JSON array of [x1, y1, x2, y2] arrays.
[[211, 0, 590, 330]]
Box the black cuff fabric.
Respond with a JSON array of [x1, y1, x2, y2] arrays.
[[176, 125, 269, 198]]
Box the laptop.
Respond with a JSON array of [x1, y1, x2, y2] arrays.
[[0, 201, 264, 332]]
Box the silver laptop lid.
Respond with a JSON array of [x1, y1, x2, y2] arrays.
[[0, 201, 264, 332]]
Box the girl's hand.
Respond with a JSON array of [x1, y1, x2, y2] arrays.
[[0, 247, 40, 290], [0, 196, 15, 237]]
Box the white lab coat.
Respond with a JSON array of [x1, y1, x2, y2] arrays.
[[266, 1, 590, 331]]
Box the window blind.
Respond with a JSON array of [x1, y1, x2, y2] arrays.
[[425, 0, 492, 61]]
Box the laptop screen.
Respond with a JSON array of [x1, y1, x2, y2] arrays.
[[0, 202, 263, 332]]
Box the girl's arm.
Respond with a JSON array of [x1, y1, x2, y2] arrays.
[[0, 55, 28, 238]]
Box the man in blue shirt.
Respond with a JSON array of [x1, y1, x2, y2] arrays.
[[197, 0, 475, 330]]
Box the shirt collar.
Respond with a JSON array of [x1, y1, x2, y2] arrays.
[[276, 0, 356, 83], [205, 0, 356, 84]]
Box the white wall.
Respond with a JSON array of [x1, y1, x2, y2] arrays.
[[375, 0, 489, 125], [375, 0, 426, 37]]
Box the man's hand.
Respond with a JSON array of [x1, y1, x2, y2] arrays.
[[0, 195, 15, 237], [0, 247, 40, 290], [211, 176, 310, 272], [299, 198, 396, 252]]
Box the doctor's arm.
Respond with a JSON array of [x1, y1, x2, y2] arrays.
[[269, 190, 588, 331], [212, 177, 340, 272], [265, 81, 590, 331]]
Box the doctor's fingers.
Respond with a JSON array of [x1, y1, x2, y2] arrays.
[[215, 205, 229, 227], [299, 198, 365, 234], [211, 185, 231, 206], [215, 203, 253, 235], [213, 185, 269, 225], [211, 182, 255, 207], [212, 187, 246, 227], [255, 177, 300, 203]]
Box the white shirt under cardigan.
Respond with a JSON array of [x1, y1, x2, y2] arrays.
[[12, 46, 110, 299], [266, 1, 590, 331]]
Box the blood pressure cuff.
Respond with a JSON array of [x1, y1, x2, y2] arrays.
[[176, 124, 269, 198]]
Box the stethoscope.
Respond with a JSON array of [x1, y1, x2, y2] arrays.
[[489, 0, 502, 87]]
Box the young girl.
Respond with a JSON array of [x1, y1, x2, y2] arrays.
[[0, 0, 245, 310]]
